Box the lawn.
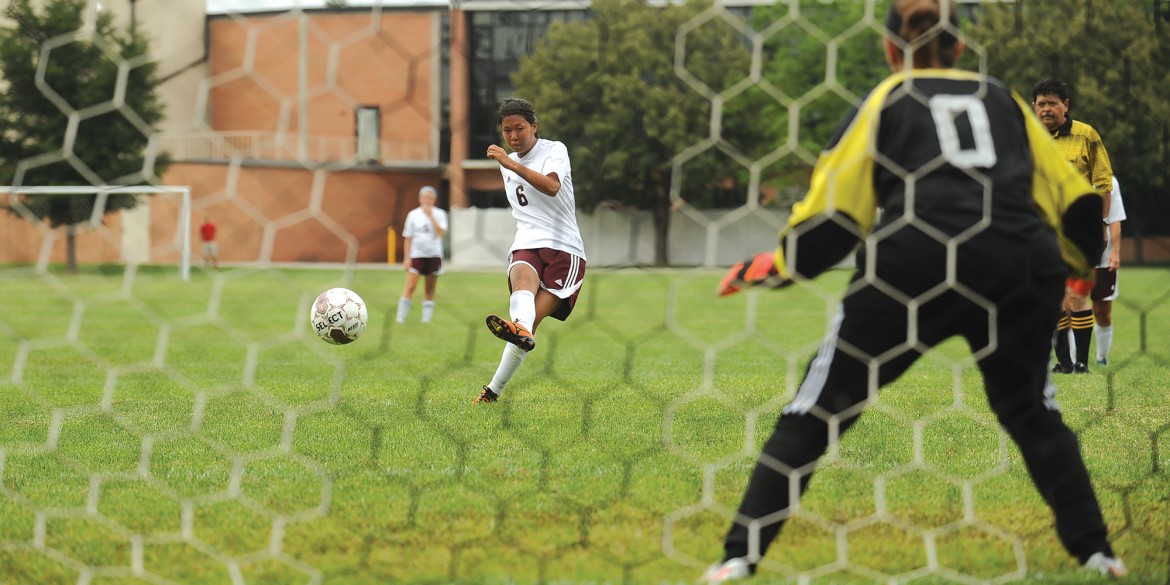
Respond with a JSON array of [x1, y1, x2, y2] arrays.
[[1, 264, 1168, 584]]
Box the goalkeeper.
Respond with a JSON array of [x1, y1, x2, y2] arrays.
[[704, 0, 1123, 581]]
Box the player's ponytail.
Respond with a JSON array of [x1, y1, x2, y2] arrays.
[[886, 0, 960, 68]]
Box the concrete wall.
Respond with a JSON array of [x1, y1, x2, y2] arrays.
[[5, 199, 1170, 269], [449, 207, 791, 268]]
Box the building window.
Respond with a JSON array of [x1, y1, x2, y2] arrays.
[[355, 106, 381, 164], [467, 9, 587, 158], [439, 10, 452, 163]]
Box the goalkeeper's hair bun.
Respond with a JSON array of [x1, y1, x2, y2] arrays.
[[885, 0, 961, 68]]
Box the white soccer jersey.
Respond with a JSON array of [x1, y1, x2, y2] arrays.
[[1100, 176, 1127, 267], [500, 138, 587, 260], [402, 207, 448, 258]]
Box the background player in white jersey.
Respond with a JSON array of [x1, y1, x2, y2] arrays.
[[1093, 176, 1126, 365], [396, 186, 448, 324], [474, 98, 587, 404]]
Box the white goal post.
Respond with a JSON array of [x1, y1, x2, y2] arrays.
[[0, 185, 192, 280]]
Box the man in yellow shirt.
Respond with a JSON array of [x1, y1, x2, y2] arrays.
[[1032, 79, 1113, 374]]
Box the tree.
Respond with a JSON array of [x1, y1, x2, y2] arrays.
[[511, 0, 769, 266], [0, 0, 169, 272], [964, 0, 1170, 251], [742, 0, 889, 204]]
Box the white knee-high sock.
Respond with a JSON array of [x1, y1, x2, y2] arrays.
[[509, 290, 536, 330], [1095, 324, 1114, 361], [396, 298, 411, 323], [421, 300, 435, 323], [488, 343, 528, 395]]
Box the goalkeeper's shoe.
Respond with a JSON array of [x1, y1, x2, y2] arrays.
[[1083, 552, 1127, 578], [700, 558, 753, 583], [472, 386, 499, 404], [486, 314, 535, 352], [718, 252, 782, 297], [1081, 549, 1127, 577]]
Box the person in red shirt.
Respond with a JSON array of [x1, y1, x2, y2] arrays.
[[199, 215, 218, 269]]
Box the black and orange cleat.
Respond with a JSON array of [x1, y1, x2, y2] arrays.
[[485, 314, 535, 352], [472, 386, 499, 404]]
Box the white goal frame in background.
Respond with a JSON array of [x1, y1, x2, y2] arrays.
[[0, 185, 192, 281]]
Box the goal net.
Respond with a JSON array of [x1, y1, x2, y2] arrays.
[[0, 185, 193, 281]]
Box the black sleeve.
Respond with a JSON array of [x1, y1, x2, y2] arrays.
[[1061, 194, 1104, 273], [781, 214, 863, 280]]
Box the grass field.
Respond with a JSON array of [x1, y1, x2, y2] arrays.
[[1, 263, 1168, 584]]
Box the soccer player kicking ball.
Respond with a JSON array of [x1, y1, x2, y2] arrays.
[[704, 0, 1124, 581], [474, 97, 587, 404]]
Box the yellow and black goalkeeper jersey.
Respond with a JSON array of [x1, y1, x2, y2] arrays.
[[774, 69, 1104, 280]]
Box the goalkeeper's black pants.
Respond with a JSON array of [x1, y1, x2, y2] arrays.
[[722, 229, 1114, 567]]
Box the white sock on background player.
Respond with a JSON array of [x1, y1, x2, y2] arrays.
[[396, 298, 411, 323], [1095, 324, 1113, 362], [509, 290, 536, 330], [421, 300, 435, 323]]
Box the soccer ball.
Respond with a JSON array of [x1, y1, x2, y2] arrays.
[[310, 287, 368, 345]]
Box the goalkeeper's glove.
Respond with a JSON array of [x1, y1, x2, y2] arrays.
[[1066, 276, 1094, 297], [717, 251, 787, 297]]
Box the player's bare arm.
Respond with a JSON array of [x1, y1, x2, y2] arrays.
[[486, 144, 561, 196], [422, 209, 446, 237], [1107, 220, 1121, 270]]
